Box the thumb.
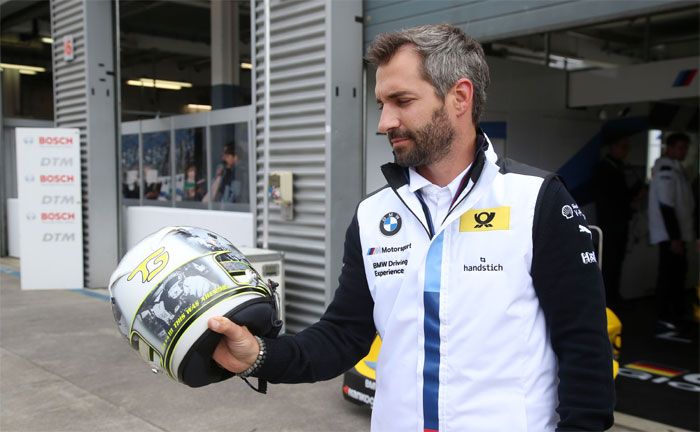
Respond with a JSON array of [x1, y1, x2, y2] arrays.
[[208, 316, 244, 341]]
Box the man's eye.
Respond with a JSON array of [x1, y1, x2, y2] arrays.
[[397, 99, 411, 106], [377, 104, 384, 111]]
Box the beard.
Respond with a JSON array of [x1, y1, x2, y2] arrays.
[[388, 105, 455, 168]]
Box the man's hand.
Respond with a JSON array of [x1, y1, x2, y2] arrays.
[[670, 239, 685, 255], [207, 316, 260, 374]]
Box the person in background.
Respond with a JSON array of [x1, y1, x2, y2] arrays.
[[648, 132, 695, 330], [592, 131, 642, 309], [206, 142, 243, 203], [184, 165, 207, 201]]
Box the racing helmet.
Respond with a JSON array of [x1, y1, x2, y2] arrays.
[[109, 226, 281, 388]]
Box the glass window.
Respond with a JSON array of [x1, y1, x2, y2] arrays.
[[142, 131, 171, 201], [206, 123, 249, 210], [121, 134, 140, 199], [174, 127, 207, 202]]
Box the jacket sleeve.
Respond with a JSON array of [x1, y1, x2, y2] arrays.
[[531, 176, 615, 431], [255, 213, 376, 383]]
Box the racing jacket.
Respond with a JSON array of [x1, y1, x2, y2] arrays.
[[258, 131, 614, 431], [648, 156, 695, 244]]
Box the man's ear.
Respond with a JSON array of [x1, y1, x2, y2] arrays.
[[451, 78, 473, 119]]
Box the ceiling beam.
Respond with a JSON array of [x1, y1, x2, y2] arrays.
[[1, 0, 46, 30], [121, 32, 250, 58]]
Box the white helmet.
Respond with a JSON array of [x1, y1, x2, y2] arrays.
[[109, 226, 281, 387]]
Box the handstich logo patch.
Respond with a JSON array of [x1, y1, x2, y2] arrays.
[[459, 206, 510, 232]]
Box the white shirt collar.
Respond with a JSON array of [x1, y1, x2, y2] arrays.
[[407, 165, 472, 198]]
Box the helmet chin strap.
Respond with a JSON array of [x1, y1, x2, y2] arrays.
[[240, 376, 268, 394], [238, 278, 281, 395]]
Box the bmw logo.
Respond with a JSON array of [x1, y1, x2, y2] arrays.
[[380, 212, 402, 236]]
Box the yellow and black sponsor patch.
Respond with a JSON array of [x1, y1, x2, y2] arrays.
[[459, 206, 510, 232]]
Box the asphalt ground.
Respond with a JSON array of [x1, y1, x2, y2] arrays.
[[613, 296, 699, 431], [0, 257, 691, 432]]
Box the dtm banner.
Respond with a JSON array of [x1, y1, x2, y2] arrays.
[[15, 128, 84, 290]]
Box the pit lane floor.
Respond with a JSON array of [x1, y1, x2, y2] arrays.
[[0, 258, 690, 432]]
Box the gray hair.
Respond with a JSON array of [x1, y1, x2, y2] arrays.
[[367, 24, 490, 125]]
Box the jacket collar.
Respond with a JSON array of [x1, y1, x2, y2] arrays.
[[381, 128, 493, 191]]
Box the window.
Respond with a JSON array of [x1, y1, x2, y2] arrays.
[[207, 123, 249, 209], [174, 128, 207, 202], [121, 134, 140, 199], [142, 131, 171, 201]]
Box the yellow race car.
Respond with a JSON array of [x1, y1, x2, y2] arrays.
[[343, 308, 622, 407]]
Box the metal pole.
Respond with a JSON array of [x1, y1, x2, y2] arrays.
[[643, 16, 651, 62], [115, 0, 124, 257], [262, 0, 271, 249], [0, 68, 5, 256]]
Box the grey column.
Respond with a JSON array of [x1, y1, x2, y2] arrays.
[[211, 0, 241, 109], [50, 0, 119, 288]]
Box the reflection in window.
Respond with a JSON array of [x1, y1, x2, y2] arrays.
[[122, 134, 140, 199], [206, 123, 249, 206], [174, 128, 207, 202], [143, 132, 171, 201]]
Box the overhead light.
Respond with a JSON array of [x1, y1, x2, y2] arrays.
[[126, 78, 193, 91], [127, 79, 181, 90], [240, 62, 252, 70], [41, 37, 54, 44], [186, 104, 212, 111], [0, 63, 46, 74]]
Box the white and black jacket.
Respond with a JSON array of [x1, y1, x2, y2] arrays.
[[258, 132, 614, 432], [648, 155, 695, 244]]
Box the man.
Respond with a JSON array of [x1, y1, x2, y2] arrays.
[[208, 24, 614, 431], [208, 142, 243, 203], [648, 132, 694, 329], [592, 131, 640, 308]]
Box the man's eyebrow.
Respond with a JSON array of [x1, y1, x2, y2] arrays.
[[376, 91, 416, 104]]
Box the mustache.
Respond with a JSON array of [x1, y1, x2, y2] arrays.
[[387, 129, 415, 141]]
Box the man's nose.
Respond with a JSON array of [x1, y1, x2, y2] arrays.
[[377, 107, 400, 134]]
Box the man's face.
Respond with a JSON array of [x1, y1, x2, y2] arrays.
[[168, 280, 183, 299], [375, 46, 455, 167], [222, 153, 237, 168], [609, 138, 630, 160], [667, 140, 690, 161]]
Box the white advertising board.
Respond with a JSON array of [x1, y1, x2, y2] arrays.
[[15, 128, 84, 289]]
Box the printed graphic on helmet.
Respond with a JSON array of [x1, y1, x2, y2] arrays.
[[380, 212, 402, 236], [128, 247, 170, 283]]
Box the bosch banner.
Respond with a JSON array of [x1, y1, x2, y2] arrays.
[[15, 128, 84, 290]]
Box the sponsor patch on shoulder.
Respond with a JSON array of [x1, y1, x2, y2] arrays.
[[460, 206, 510, 232], [581, 251, 597, 264], [562, 203, 585, 220]]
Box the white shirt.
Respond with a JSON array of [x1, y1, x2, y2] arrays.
[[648, 156, 695, 243], [408, 165, 472, 232]]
